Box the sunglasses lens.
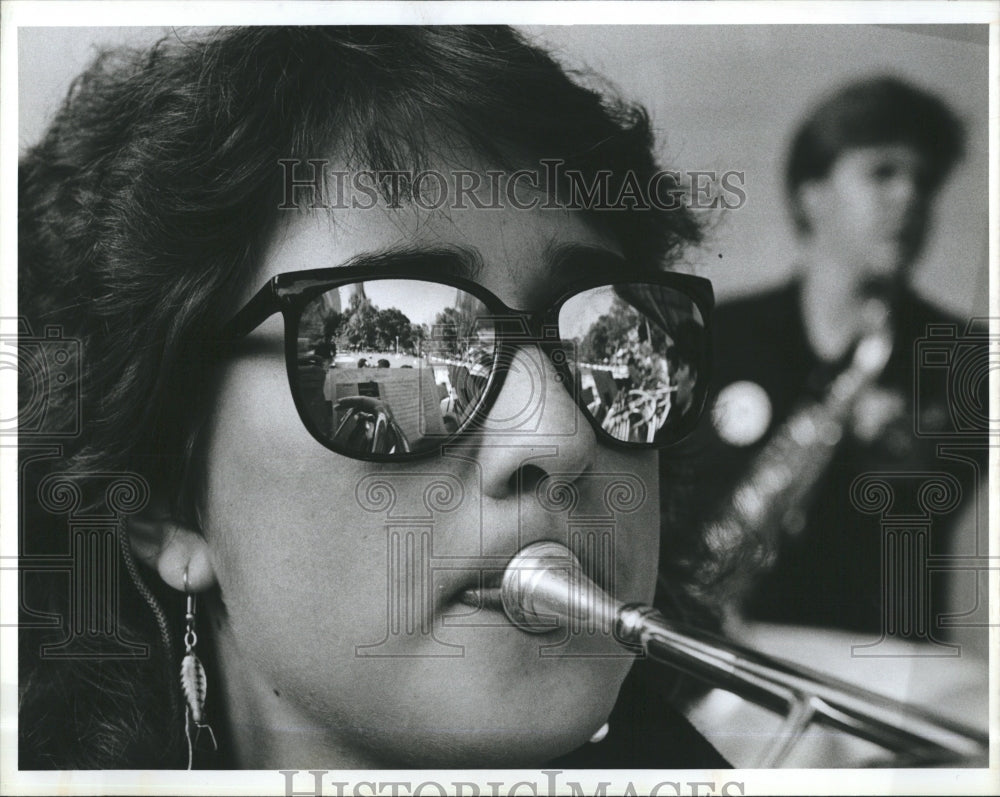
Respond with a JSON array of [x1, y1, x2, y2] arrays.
[[559, 283, 707, 444], [294, 280, 495, 456]]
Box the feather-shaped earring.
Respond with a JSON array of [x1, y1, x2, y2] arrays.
[[181, 568, 217, 769]]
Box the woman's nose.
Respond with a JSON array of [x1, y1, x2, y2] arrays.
[[474, 343, 597, 500]]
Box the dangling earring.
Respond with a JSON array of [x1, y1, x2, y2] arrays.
[[181, 568, 217, 769]]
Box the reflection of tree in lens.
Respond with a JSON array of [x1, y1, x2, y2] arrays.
[[577, 295, 673, 364], [304, 287, 418, 353], [432, 305, 478, 357], [341, 294, 380, 348], [301, 290, 344, 343], [571, 287, 704, 442], [432, 289, 489, 360], [374, 307, 413, 351], [577, 295, 641, 363]]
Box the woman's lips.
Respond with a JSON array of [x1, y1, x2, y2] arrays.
[[449, 545, 617, 625], [439, 534, 626, 644], [454, 567, 504, 606], [457, 585, 504, 612]]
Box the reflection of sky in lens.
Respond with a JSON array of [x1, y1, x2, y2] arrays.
[[561, 287, 615, 340], [560, 285, 705, 344], [334, 280, 463, 327], [329, 280, 701, 340]]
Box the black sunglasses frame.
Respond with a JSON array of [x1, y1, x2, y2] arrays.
[[223, 264, 714, 462]]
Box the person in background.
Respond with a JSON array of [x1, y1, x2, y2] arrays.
[[314, 335, 337, 365], [674, 74, 989, 768], [684, 76, 986, 642]]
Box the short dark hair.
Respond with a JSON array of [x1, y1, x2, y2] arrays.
[[785, 75, 964, 232]]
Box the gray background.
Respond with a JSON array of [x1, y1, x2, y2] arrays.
[[19, 25, 990, 316]]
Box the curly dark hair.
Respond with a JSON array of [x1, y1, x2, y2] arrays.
[[19, 26, 707, 768]]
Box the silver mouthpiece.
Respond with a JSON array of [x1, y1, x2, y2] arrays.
[[499, 541, 623, 634]]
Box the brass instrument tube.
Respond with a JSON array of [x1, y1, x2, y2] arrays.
[[495, 541, 987, 765]]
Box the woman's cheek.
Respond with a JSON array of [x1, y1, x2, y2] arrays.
[[607, 448, 660, 604], [198, 353, 662, 762], [200, 356, 387, 651]]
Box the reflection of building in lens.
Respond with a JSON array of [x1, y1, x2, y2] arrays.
[[320, 280, 369, 316]]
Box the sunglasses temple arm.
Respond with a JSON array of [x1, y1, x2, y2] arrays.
[[221, 280, 281, 340]]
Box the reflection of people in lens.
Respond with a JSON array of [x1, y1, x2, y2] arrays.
[[20, 26, 725, 771], [663, 320, 702, 423], [314, 335, 337, 366], [626, 355, 642, 390], [666, 352, 696, 420]]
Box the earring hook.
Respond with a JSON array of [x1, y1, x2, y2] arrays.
[[179, 562, 216, 768]]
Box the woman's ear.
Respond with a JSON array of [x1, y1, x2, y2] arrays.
[[128, 509, 217, 594]]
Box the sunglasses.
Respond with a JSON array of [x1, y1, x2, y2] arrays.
[[223, 254, 713, 461]]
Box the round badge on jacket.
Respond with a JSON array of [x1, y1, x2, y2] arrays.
[[712, 380, 772, 447]]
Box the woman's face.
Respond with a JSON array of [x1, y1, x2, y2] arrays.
[[198, 164, 661, 768]]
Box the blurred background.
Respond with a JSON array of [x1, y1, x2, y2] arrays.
[[20, 24, 990, 318], [17, 23, 992, 768], [529, 25, 989, 317]]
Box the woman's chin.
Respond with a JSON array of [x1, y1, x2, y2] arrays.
[[390, 661, 628, 767], [384, 719, 608, 769]]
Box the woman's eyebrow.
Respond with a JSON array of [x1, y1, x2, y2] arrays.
[[336, 243, 624, 284], [341, 245, 484, 280]]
